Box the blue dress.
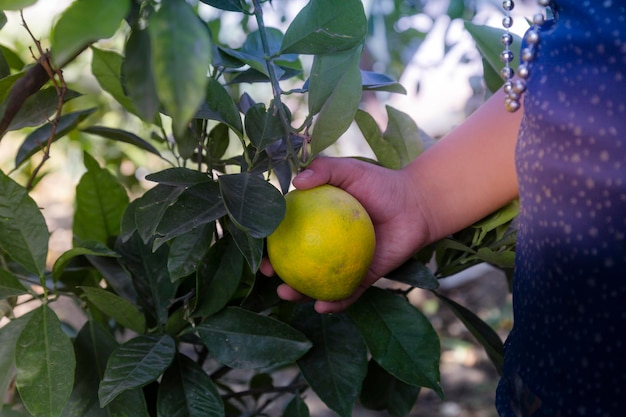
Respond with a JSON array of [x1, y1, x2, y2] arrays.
[[495, 1, 626, 416]]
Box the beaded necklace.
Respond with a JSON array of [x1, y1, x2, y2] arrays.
[[501, 0, 553, 112]]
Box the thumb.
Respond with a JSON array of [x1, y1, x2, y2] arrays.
[[292, 157, 363, 190]]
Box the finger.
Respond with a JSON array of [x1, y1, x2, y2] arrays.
[[292, 157, 364, 190], [259, 257, 275, 276], [276, 283, 312, 303]]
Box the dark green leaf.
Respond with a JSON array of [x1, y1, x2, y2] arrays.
[[16, 305, 76, 417], [53, 240, 118, 282], [0, 171, 48, 277], [145, 167, 211, 187], [82, 126, 162, 157], [280, 0, 366, 55], [361, 70, 407, 94], [15, 107, 96, 169], [122, 26, 159, 122], [385, 258, 439, 290], [99, 334, 176, 407], [80, 286, 146, 333], [195, 77, 243, 137], [218, 173, 285, 239], [244, 103, 283, 151], [167, 224, 213, 281], [0, 314, 30, 406], [383, 106, 424, 167], [7, 87, 81, 131], [157, 354, 225, 417], [149, 0, 211, 137], [51, 0, 131, 66], [198, 0, 246, 12], [293, 304, 367, 417], [355, 109, 402, 169], [283, 395, 309, 417], [154, 181, 227, 248], [86, 254, 137, 303], [134, 184, 185, 244], [62, 321, 150, 417], [91, 47, 137, 114], [434, 292, 504, 375], [0, 0, 38, 11], [309, 47, 362, 156], [226, 220, 263, 273], [218, 29, 285, 77], [360, 360, 420, 417], [193, 236, 244, 318], [0, 268, 28, 299], [347, 287, 442, 397], [74, 152, 129, 244], [476, 247, 516, 269], [0, 45, 25, 71], [194, 307, 311, 369], [207, 123, 231, 162]]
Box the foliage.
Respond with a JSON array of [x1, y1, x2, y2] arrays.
[[0, 1, 518, 416]]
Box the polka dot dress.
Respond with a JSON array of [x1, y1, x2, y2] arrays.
[[495, 2, 626, 416]]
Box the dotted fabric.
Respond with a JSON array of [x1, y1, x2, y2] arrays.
[[495, 1, 626, 416]]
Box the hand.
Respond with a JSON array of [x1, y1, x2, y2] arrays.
[[260, 157, 432, 313]]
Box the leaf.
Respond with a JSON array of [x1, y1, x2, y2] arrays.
[[133, 184, 185, 244], [385, 258, 439, 290], [0, 171, 48, 277], [145, 167, 211, 187], [292, 304, 368, 417], [383, 106, 424, 167], [0, 314, 30, 409], [196, 77, 243, 138], [244, 103, 283, 151], [15, 305, 76, 417], [91, 47, 137, 114], [0, 0, 38, 10], [122, 26, 159, 122], [0, 267, 28, 299], [157, 354, 225, 417], [194, 307, 311, 369], [99, 334, 176, 407], [434, 292, 504, 375], [74, 152, 129, 244], [355, 109, 402, 169], [80, 286, 146, 333], [0, 44, 25, 71], [149, 0, 211, 137], [283, 395, 309, 417], [309, 47, 362, 156], [347, 287, 442, 397], [7, 87, 81, 131], [15, 107, 96, 169], [82, 125, 162, 157], [359, 360, 420, 417], [192, 236, 244, 319], [198, 0, 246, 12], [61, 320, 150, 417], [218, 173, 285, 239], [52, 240, 119, 282], [51, 0, 131, 66], [167, 223, 213, 281], [226, 220, 263, 273], [280, 0, 366, 55], [361, 70, 407, 94]]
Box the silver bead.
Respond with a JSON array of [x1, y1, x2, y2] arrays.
[[512, 79, 527, 94], [502, 0, 514, 11], [518, 64, 530, 79], [502, 16, 513, 28], [500, 50, 514, 63], [533, 13, 545, 25], [505, 97, 521, 112], [521, 47, 535, 62], [501, 66, 515, 80], [525, 30, 540, 45], [501, 32, 514, 46], [538, 0, 551, 6]]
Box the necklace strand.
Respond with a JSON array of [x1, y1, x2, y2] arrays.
[[501, 0, 552, 112]]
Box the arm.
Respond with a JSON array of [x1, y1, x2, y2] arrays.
[[264, 87, 522, 313]]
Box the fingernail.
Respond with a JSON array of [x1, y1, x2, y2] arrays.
[[295, 169, 313, 181]]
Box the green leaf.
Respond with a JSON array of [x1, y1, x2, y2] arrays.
[[80, 286, 146, 333], [0, 171, 48, 277], [168, 223, 213, 281], [99, 334, 176, 407], [16, 305, 76, 417], [7, 87, 81, 131], [355, 109, 402, 169], [74, 152, 129, 244], [361, 71, 407, 94], [91, 47, 137, 115], [157, 354, 225, 417], [347, 287, 442, 397], [196, 77, 243, 138], [51, 0, 131, 66], [61, 320, 150, 417], [244, 103, 283, 151], [385, 258, 439, 290], [0, 0, 38, 11], [194, 307, 311, 369], [149, 0, 211, 137], [434, 292, 504, 375], [0, 314, 30, 409], [198, 0, 246, 12], [122, 27, 159, 122], [226, 220, 263, 273], [0, 45, 25, 71], [193, 237, 244, 318], [218, 173, 285, 239], [309, 47, 362, 156], [82, 125, 162, 157], [280, 0, 366, 55], [383, 106, 424, 168], [145, 167, 211, 187], [359, 360, 420, 417], [0, 268, 28, 299], [15, 107, 96, 169], [218, 29, 285, 78], [283, 395, 309, 417], [133, 184, 185, 244], [292, 304, 367, 417], [52, 240, 119, 282]]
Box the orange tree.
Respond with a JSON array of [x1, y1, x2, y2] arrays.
[[0, 1, 519, 416]]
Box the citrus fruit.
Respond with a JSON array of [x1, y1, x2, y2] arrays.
[[266, 184, 376, 301]]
